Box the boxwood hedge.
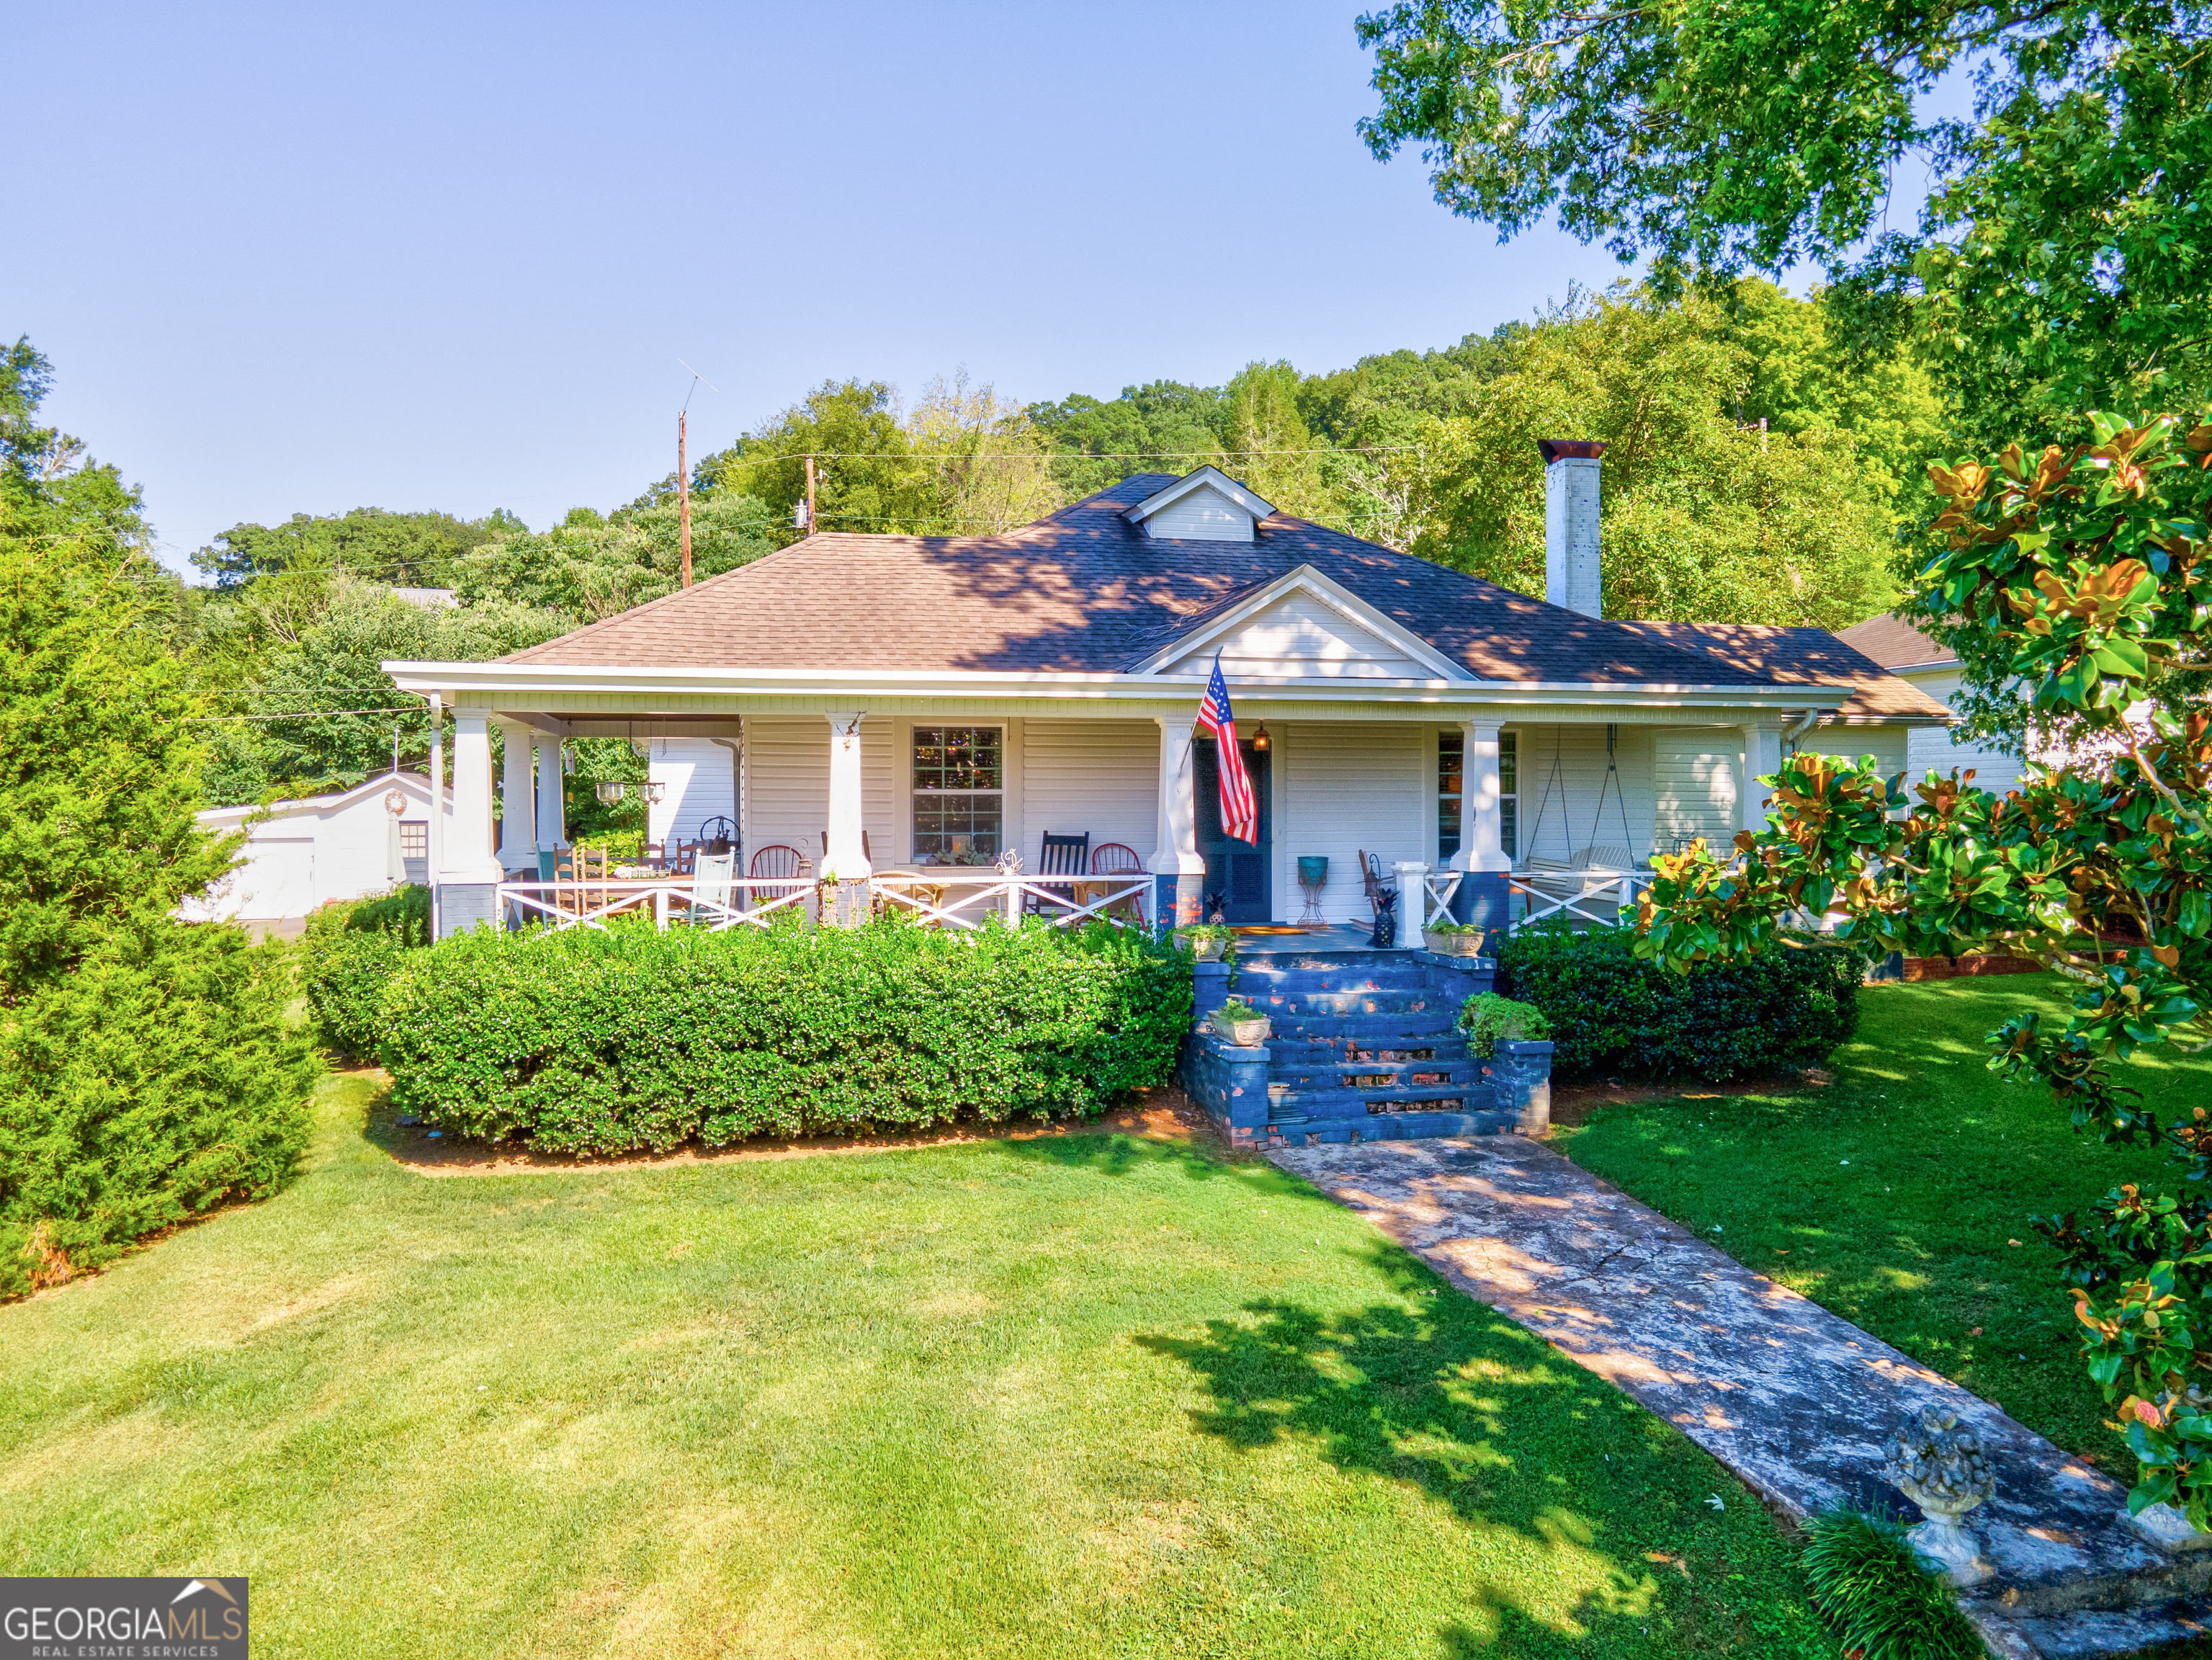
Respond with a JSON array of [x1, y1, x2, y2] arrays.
[[1497, 922, 1867, 1081], [377, 917, 1193, 1153], [301, 885, 429, 1058]]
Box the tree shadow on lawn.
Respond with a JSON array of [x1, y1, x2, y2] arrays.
[[1137, 1239, 1824, 1656]]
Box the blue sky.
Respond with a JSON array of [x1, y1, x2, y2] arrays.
[[12, 1, 1649, 573]]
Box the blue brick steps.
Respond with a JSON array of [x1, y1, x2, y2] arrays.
[[1235, 949, 1511, 1145]]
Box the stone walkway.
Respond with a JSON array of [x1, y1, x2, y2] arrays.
[[1267, 1135, 2212, 1659]]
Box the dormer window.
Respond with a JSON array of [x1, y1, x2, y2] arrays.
[[1125, 466, 1275, 543]]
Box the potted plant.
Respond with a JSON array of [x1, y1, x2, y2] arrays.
[[1212, 996, 1271, 1046], [1423, 920, 1487, 958], [1176, 924, 1235, 963]]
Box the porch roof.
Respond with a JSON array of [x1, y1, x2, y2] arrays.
[[486, 476, 1881, 698]]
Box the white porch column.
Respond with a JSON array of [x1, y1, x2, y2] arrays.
[[823, 712, 872, 880], [1450, 720, 1510, 872], [1394, 860, 1430, 947], [1149, 715, 1206, 928], [445, 711, 503, 881], [1741, 719, 1785, 838], [426, 693, 444, 906], [534, 731, 566, 852], [496, 719, 535, 871]]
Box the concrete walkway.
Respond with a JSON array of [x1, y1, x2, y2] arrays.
[[1267, 1135, 2212, 1659]]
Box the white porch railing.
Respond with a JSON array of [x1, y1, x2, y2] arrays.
[[1421, 869, 1463, 930], [493, 872, 1152, 934], [1508, 868, 1654, 929]]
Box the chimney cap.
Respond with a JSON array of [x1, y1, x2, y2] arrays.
[[1538, 439, 1607, 464]]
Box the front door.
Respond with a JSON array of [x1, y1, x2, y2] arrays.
[[1194, 738, 1272, 924]]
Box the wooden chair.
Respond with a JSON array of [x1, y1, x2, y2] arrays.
[[1027, 831, 1090, 916], [748, 843, 813, 919], [554, 845, 612, 917], [1089, 841, 1146, 922]]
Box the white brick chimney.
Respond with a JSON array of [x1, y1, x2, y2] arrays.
[[1541, 439, 1606, 618]]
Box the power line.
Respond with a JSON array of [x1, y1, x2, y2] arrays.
[[177, 708, 418, 722]]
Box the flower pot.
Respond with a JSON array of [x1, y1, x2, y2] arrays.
[[1214, 1011, 1271, 1047], [1179, 932, 1228, 962], [1424, 929, 1486, 958]]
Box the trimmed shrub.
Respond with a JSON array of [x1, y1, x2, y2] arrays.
[[0, 924, 321, 1297], [301, 885, 430, 1057], [1497, 922, 1862, 1081], [1459, 992, 1551, 1057], [377, 918, 1194, 1153]]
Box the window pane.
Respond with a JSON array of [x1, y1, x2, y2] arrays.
[[1500, 800, 1518, 860], [913, 725, 1002, 791], [1498, 731, 1518, 796]]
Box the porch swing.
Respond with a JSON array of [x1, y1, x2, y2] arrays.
[[1516, 725, 1642, 924]]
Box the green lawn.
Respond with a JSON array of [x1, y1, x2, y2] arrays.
[[1563, 973, 2212, 1474], [0, 1075, 1842, 1659]]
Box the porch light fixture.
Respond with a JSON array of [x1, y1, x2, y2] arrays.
[[596, 781, 626, 805], [1250, 723, 1271, 752], [640, 780, 666, 804]]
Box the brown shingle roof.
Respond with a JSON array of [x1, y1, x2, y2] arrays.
[[501, 475, 1935, 716], [1618, 622, 1953, 723], [1836, 611, 1953, 670]]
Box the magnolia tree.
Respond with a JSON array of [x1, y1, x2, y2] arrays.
[[1637, 411, 2212, 1522]]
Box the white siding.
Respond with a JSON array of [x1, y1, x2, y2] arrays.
[[1899, 669, 2028, 793], [1799, 724, 1909, 780], [1020, 719, 1158, 867], [1279, 722, 1425, 927], [1144, 484, 1255, 542], [743, 716, 830, 870], [187, 774, 442, 920], [1161, 593, 1425, 679], [1511, 723, 1655, 865], [1652, 728, 1741, 852], [647, 736, 740, 846]]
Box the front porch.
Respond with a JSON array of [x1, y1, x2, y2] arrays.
[[401, 700, 1796, 943]]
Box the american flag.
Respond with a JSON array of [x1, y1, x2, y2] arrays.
[[1196, 653, 1258, 844]]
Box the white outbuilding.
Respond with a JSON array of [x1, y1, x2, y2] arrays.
[[186, 771, 452, 928]]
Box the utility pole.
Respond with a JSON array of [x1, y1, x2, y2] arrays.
[[679, 409, 693, 588], [805, 454, 818, 538]]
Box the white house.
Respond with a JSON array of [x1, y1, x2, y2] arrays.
[[1835, 612, 2030, 795], [382, 448, 1954, 940], [187, 771, 449, 927]]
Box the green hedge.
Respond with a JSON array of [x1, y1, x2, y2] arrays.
[[1497, 923, 1865, 1081], [301, 885, 429, 1057], [377, 918, 1194, 1153]]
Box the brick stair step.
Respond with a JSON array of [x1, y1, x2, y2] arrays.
[[1270, 1110, 1510, 1143], [1253, 991, 1443, 1017]]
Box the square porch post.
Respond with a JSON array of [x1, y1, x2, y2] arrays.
[[823, 713, 872, 921], [1740, 718, 1785, 838], [1448, 719, 1512, 932], [436, 710, 506, 937], [1149, 714, 1206, 932], [534, 730, 566, 853], [496, 718, 535, 873]]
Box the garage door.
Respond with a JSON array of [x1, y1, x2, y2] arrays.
[[232, 838, 315, 919], [1652, 732, 1739, 854]]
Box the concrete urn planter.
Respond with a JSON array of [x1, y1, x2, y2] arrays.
[[1884, 1404, 1997, 1586], [1213, 1009, 1271, 1047], [1178, 931, 1230, 963], [1423, 929, 1487, 958]]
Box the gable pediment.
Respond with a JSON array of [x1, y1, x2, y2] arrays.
[[1126, 466, 1274, 543], [1134, 566, 1470, 682]]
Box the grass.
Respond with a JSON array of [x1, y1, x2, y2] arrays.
[[0, 1074, 1846, 1659], [1562, 973, 2212, 1473]]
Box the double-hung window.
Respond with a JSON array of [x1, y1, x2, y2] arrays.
[[912, 726, 1003, 858], [1437, 730, 1518, 862]]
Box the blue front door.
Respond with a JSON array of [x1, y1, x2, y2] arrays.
[[1194, 737, 1271, 924]]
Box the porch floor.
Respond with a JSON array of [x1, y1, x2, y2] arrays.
[[1230, 924, 1410, 957]]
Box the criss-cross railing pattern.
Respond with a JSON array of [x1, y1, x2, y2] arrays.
[[494, 873, 1151, 934]]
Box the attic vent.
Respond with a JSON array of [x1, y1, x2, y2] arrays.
[[1127, 466, 1276, 544]]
